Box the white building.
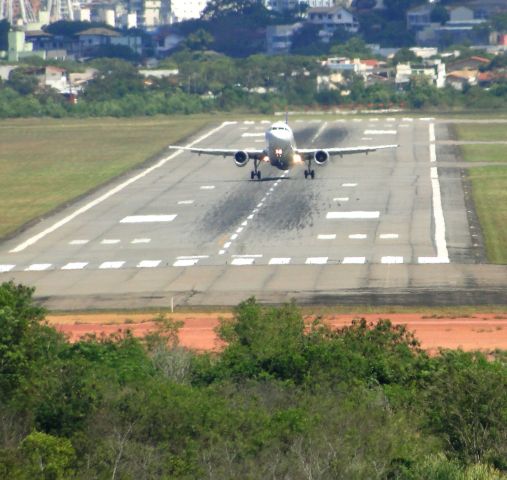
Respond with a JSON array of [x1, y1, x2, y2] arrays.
[[170, 0, 208, 22], [307, 6, 358, 42]]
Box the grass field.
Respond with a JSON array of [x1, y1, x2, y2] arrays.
[[455, 124, 507, 263], [0, 116, 215, 238]]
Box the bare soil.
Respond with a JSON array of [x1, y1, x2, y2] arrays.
[[46, 311, 507, 354]]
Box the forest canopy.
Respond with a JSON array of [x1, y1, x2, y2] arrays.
[[1, 281, 506, 479]]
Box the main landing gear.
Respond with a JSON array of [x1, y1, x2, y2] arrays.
[[250, 158, 261, 180], [304, 158, 315, 179]]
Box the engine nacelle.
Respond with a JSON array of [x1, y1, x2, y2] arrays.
[[234, 150, 249, 167], [313, 150, 329, 166]]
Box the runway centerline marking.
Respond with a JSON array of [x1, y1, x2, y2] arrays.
[[62, 262, 88, 270], [178, 200, 194, 205], [69, 240, 88, 245], [10, 122, 232, 253], [326, 211, 380, 220], [120, 215, 177, 223], [333, 197, 349, 202], [200, 185, 216, 190], [379, 233, 399, 239], [101, 239, 120, 245], [349, 234, 367, 239], [342, 183, 357, 187], [0, 264, 15, 272], [318, 234, 336, 240]]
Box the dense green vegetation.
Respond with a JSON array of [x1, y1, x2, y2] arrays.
[[1, 283, 507, 479], [2, 52, 507, 118]]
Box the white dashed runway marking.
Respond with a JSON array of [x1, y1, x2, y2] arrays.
[[173, 259, 199, 267], [200, 185, 215, 190], [26, 263, 51, 271], [333, 197, 349, 202], [306, 257, 328, 265], [0, 264, 15, 272], [61, 262, 88, 270], [342, 257, 366, 264], [349, 234, 367, 239], [231, 258, 255, 266], [131, 238, 151, 244], [137, 260, 161, 268], [364, 130, 397, 135], [178, 200, 194, 205], [69, 240, 88, 245], [99, 261, 125, 269], [318, 234, 336, 240], [101, 239, 120, 245], [379, 234, 399, 239], [418, 257, 450, 264], [327, 211, 380, 220], [269, 257, 291, 265], [242, 132, 264, 137], [381, 256, 404, 264], [120, 215, 177, 223], [341, 183, 357, 187]]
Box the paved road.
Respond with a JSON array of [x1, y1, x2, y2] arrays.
[[0, 117, 505, 309]]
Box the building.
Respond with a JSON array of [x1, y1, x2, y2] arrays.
[[170, 0, 207, 22], [406, 4, 433, 31], [307, 6, 358, 42], [266, 23, 302, 54], [447, 56, 489, 73]]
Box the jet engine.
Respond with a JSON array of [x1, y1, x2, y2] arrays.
[[234, 150, 249, 167], [313, 150, 329, 166]]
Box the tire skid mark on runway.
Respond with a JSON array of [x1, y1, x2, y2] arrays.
[[218, 170, 289, 255]]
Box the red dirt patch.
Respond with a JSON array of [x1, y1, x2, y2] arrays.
[[46, 311, 507, 353]]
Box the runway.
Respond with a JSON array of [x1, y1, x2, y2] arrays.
[[0, 117, 505, 309]]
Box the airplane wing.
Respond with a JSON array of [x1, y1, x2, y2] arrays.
[[169, 146, 264, 157], [296, 144, 398, 157]]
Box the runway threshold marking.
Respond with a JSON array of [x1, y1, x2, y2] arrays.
[[0, 264, 15, 272], [381, 256, 404, 264], [9, 122, 233, 253], [306, 257, 328, 265], [269, 257, 291, 265], [99, 261, 125, 269], [342, 257, 366, 264], [137, 260, 161, 268]]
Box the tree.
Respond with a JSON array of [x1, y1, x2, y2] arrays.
[[183, 28, 214, 51], [20, 431, 75, 480], [392, 47, 420, 65], [7, 69, 39, 96], [424, 351, 507, 465]]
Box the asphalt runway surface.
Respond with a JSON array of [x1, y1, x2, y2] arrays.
[[1, 117, 506, 309]]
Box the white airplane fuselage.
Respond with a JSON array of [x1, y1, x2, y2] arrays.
[[265, 122, 298, 171]]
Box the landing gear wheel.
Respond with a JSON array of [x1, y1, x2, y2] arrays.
[[304, 170, 308, 179], [310, 170, 315, 179], [251, 171, 255, 180], [257, 171, 261, 180]]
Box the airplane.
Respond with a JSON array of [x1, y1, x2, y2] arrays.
[[170, 120, 398, 180]]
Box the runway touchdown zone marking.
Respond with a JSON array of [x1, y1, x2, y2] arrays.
[[120, 215, 177, 223], [61, 262, 88, 270]]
